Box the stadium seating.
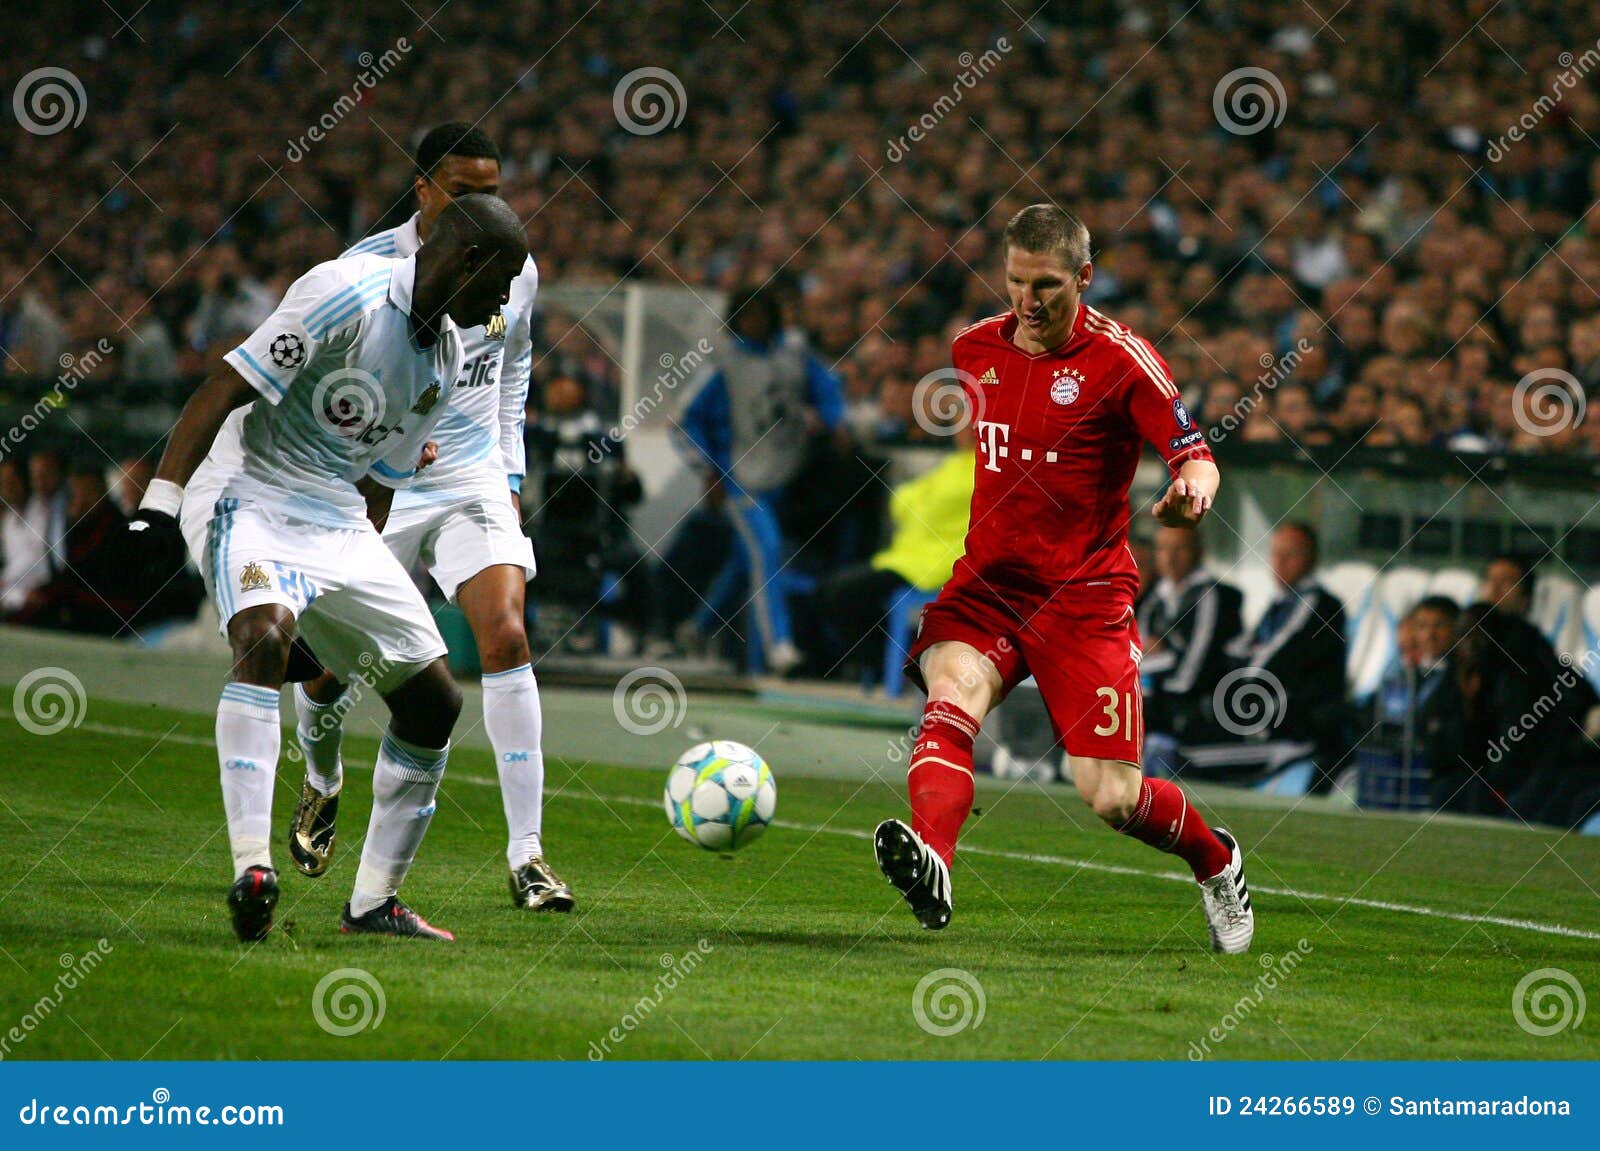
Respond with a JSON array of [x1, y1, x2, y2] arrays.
[[1320, 560, 1382, 694], [1531, 572, 1586, 661], [1425, 567, 1482, 608]]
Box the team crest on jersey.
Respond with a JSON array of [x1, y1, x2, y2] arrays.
[[1050, 366, 1085, 405], [1173, 397, 1193, 430], [410, 383, 441, 416], [238, 562, 270, 593], [483, 312, 507, 341]]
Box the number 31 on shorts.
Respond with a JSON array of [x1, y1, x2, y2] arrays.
[[1092, 686, 1137, 740]]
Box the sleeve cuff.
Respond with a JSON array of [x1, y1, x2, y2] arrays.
[[224, 347, 287, 403], [367, 459, 415, 489]]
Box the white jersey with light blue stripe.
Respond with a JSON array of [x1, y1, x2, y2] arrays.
[[343, 213, 538, 503], [215, 253, 464, 528]]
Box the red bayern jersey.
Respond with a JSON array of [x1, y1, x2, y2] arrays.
[[950, 303, 1212, 598]]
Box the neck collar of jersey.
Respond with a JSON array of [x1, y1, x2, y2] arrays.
[[392, 213, 422, 257], [1000, 302, 1082, 357], [389, 254, 419, 316]]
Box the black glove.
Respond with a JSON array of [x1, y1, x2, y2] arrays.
[[125, 507, 188, 577]]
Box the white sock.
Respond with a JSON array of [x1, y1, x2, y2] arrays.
[[482, 663, 545, 869], [350, 731, 448, 917], [216, 683, 282, 879], [293, 683, 346, 796]]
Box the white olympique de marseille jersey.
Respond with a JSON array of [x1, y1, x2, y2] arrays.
[[343, 213, 538, 501], [217, 253, 464, 528]]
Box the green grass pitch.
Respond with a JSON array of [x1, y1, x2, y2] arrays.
[[1, 689, 1596, 1061]]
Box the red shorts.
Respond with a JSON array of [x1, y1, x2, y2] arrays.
[[907, 569, 1144, 762]]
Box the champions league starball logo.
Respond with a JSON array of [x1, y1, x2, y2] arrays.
[[269, 332, 306, 369]]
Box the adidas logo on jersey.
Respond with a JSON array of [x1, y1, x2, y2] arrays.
[[978, 367, 999, 385]]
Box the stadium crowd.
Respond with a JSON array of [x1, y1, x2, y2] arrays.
[[4, 0, 1600, 457]]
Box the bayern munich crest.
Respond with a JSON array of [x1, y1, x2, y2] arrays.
[[1050, 366, 1085, 405]]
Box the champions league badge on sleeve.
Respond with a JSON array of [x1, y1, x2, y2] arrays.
[[1173, 397, 1193, 430]]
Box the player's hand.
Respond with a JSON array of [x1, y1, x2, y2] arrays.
[[1152, 476, 1211, 527], [417, 440, 439, 471], [125, 508, 188, 574]]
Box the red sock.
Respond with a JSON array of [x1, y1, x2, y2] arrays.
[[908, 699, 979, 865], [1117, 777, 1231, 881]]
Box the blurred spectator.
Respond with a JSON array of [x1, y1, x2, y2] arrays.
[[1187, 523, 1348, 789], [675, 286, 845, 674], [8, 461, 134, 635], [1139, 526, 1244, 750], [0, 458, 49, 612], [1355, 596, 1460, 810], [1480, 553, 1535, 617], [815, 424, 975, 680], [1433, 602, 1600, 828], [24, 450, 68, 573], [524, 376, 652, 651], [113, 456, 154, 516]]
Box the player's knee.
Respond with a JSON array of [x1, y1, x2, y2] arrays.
[[1091, 788, 1138, 825], [475, 613, 531, 671], [228, 611, 294, 681], [1082, 769, 1140, 825]]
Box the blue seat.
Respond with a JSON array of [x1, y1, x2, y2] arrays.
[[881, 586, 941, 698]]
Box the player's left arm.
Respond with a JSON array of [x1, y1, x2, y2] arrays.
[[499, 259, 539, 519], [1120, 339, 1218, 528], [803, 353, 851, 451]]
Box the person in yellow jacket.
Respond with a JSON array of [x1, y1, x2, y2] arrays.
[[817, 424, 975, 679]]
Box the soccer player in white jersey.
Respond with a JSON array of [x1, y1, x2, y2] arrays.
[[288, 124, 572, 911], [128, 194, 529, 943]]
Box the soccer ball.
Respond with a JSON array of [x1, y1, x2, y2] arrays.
[[664, 740, 776, 851]]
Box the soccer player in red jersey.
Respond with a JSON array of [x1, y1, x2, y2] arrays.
[[874, 204, 1254, 952]]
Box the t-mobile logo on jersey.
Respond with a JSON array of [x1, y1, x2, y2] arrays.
[[977, 420, 1010, 472]]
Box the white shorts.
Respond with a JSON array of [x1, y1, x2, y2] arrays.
[[385, 490, 536, 603], [181, 485, 445, 693]]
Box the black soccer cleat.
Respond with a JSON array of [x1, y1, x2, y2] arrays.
[[509, 856, 575, 912], [874, 819, 952, 930], [288, 779, 340, 878], [227, 866, 280, 943], [340, 897, 455, 941]]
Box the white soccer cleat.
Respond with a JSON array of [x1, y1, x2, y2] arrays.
[[1198, 828, 1254, 954]]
